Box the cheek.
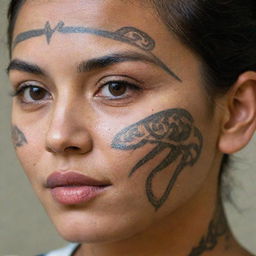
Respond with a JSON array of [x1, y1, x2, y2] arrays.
[[109, 146, 207, 210], [88, 135, 211, 242], [14, 129, 46, 188], [108, 109, 205, 208], [12, 110, 46, 180]]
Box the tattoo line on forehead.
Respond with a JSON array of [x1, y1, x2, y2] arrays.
[[13, 21, 181, 82]]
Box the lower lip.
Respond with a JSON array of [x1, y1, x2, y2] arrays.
[[50, 186, 108, 205]]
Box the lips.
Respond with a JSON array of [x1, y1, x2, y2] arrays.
[[46, 171, 111, 205]]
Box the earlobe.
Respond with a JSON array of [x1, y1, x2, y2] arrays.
[[218, 71, 256, 154]]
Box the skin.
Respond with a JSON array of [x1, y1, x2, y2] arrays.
[[11, 125, 28, 147], [8, 0, 256, 255]]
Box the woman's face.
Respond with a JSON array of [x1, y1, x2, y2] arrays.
[[9, 0, 223, 243]]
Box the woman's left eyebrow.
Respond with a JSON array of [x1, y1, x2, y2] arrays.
[[6, 51, 181, 81], [77, 50, 180, 81]]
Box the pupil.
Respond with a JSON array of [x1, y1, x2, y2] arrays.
[[109, 83, 126, 96], [30, 87, 45, 100]]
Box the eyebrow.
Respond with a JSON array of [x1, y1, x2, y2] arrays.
[[7, 59, 46, 76], [78, 51, 179, 80], [7, 51, 181, 81]]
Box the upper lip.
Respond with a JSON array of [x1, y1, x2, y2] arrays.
[[46, 171, 111, 188]]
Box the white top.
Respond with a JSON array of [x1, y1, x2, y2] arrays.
[[39, 243, 80, 256]]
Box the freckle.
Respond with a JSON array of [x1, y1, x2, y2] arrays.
[[33, 163, 37, 167]]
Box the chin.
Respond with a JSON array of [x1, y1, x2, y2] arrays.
[[55, 221, 135, 244], [49, 208, 151, 244]]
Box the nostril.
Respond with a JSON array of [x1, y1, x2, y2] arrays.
[[64, 146, 81, 152], [45, 131, 93, 154]]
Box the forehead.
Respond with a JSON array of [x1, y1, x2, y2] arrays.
[[13, 0, 156, 36], [12, 1, 181, 58], [12, 0, 174, 58]]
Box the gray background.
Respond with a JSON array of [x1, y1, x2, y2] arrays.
[[0, 0, 256, 255]]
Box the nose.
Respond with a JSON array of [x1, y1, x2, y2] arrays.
[[45, 100, 93, 155]]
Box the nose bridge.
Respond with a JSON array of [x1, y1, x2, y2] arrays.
[[46, 92, 92, 154], [51, 99, 71, 132]]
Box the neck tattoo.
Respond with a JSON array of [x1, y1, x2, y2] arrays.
[[189, 203, 229, 255]]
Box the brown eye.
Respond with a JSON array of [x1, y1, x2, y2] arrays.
[[15, 85, 52, 104], [98, 80, 141, 100], [95, 79, 141, 103], [108, 82, 127, 97], [28, 87, 48, 101]]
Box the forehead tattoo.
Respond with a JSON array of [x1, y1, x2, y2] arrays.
[[13, 21, 181, 82]]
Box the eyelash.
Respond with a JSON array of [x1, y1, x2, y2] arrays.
[[96, 80, 142, 99], [10, 79, 142, 107], [11, 84, 32, 97], [11, 83, 51, 104]]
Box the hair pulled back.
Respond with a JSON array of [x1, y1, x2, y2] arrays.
[[150, 0, 256, 95]]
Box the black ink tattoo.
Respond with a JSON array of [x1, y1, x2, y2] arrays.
[[188, 204, 229, 256], [111, 109, 203, 210], [44, 21, 65, 44], [11, 125, 28, 147], [13, 21, 181, 81]]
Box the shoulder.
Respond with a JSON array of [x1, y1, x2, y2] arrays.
[[37, 243, 80, 256]]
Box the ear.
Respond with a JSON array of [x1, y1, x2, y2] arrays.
[[218, 71, 256, 154]]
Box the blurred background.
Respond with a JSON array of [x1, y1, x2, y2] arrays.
[[0, 0, 256, 255]]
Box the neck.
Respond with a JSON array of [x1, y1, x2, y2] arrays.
[[188, 201, 229, 255]]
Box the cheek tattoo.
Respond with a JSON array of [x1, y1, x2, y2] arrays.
[[11, 125, 28, 148], [13, 21, 181, 82], [111, 109, 203, 210]]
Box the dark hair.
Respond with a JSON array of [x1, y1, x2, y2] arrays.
[[7, 0, 25, 55], [150, 0, 256, 95], [7, 0, 256, 177]]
